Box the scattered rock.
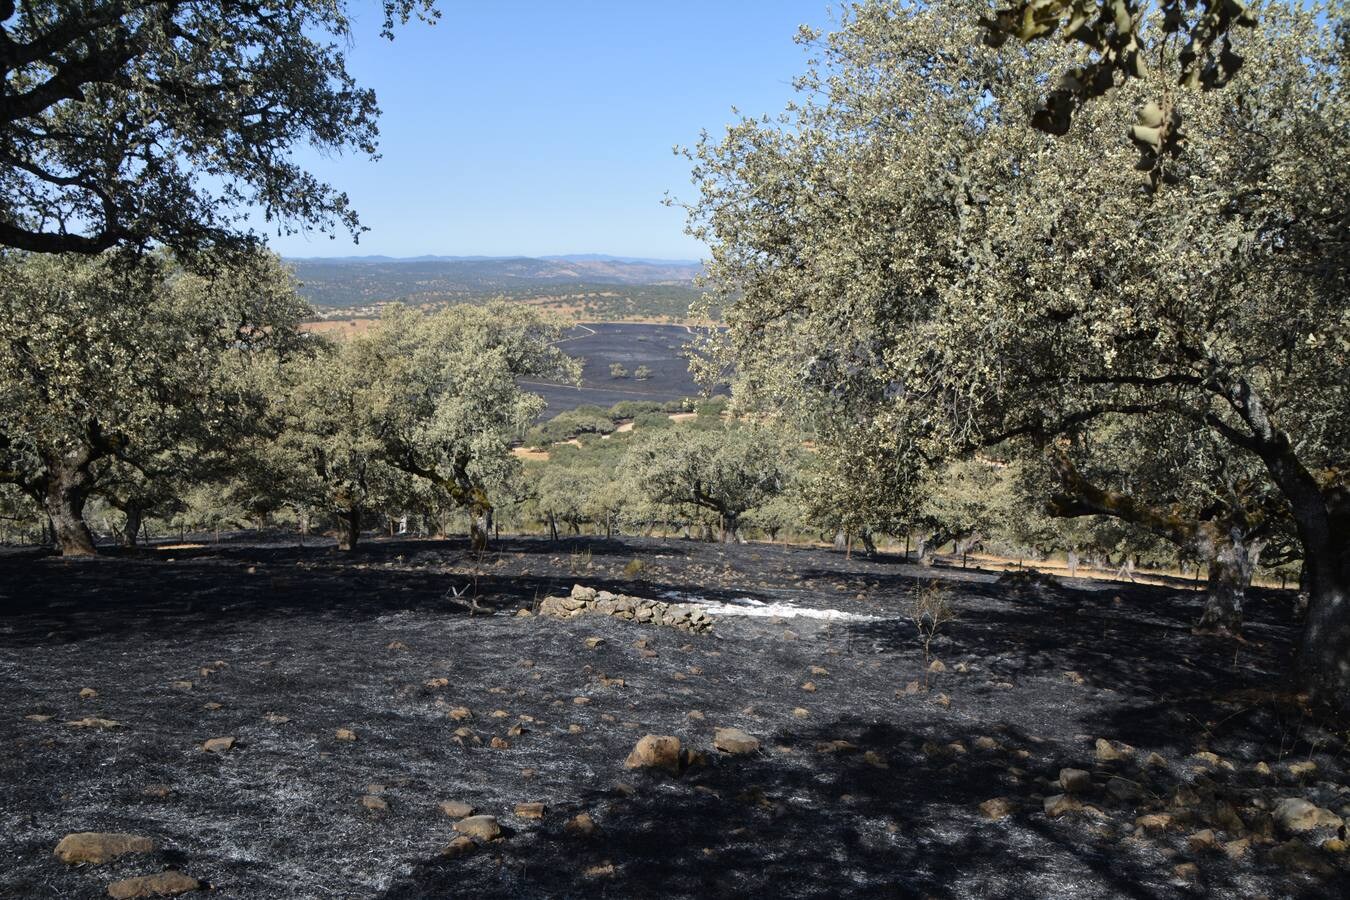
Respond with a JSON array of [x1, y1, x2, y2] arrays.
[[1287, 760, 1318, 779], [974, 736, 998, 751], [448, 707, 472, 721], [490, 736, 510, 749], [1094, 738, 1125, 763], [441, 835, 476, 858], [801, 681, 817, 692], [262, 712, 290, 725], [809, 666, 829, 676], [1273, 797, 1343, 835], [54, 832, 155, 865], [515, 802, 545, 819], [624, 734, 682, 774], [170, 681, 193, 692], [584, 862, 616, 878], [141, 785, 172, 798], [1106, 777, 1145, 803], [1044, 794, 1080, 818], [65, 717, 122, 730], [565, 812, 598, 837], [1135, 813, 1176, 832], [792, 707, 810, 719], [80, 687, 98, 699], [1171, 862, 1199, 884], [453, 815, 502, 841], [24, 713, 53, 723], [927, 659, 946, 673], [424, 678, 449, 689], [201, 736, 235, 753], [713, 727, 760, 755], [1187, 829, 1218, 852], [334, 728, 357, 742], [1144, 752, 1167, 769], [359, 794, 388, 813], [584, 637, 605, 649], [979, 797, 1017, 820], [106, 871, 202, 898], [1059, 768, 1093, 794]]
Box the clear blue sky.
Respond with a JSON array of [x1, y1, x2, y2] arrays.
[[268, 1, 838, 261]]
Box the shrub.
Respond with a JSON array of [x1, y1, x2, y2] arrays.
[[623, 558, 647, 577], [609, 400, 664, 419], [634, 411, 674, 430], [912, 580, 957, 689]]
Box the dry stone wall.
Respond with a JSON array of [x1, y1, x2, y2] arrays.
[[538, 585, 714, 634]]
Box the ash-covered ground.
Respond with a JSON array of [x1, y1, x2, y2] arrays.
[[1, 535, 1346, 899]]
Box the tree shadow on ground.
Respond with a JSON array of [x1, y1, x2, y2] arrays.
[[377, 714, 1323, 899]]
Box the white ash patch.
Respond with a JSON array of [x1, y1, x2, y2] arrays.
[[660, 591, 884, 622]]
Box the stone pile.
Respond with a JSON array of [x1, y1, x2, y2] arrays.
[[538, 585, 714, 634]]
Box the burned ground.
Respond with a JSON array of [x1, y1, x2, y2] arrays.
[[1, 536, 1346, 898]]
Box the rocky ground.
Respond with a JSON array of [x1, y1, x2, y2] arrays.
[[0, 535, 1346, 899]]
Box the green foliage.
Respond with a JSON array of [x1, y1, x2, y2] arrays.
[[634, 365, 653, 381], [251, 301, 578, 549], [684, 0, 1350, 698], [527, 406, 618, 448], [633, 412, 675, 431], [0, 0, 437, 254], [608, 400, 665, 419], [981, 0, 1256, 171], [0, 248, 308, 552], [618, 423, 796, 541], [608, 362, 629, 379]]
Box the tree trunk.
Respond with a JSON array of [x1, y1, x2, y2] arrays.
[[719, 515, 740, 543], [1196, 530, 1265, 634], [469, 506, 492, 552], [1067, 550, 1079, 578], [547, 512, 558, 541], [1294, 489, 1350, 709], [336, 507, 362, 552], [44, 464, 96, 556], [832, 529, 847, 552], [121, 504, 143, 548]]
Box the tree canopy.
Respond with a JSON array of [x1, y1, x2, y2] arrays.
[[0, 0, 436, 254], [254, 302, 578, 551], [0, 248, 309, 553], [685, 0, 1349, 707]]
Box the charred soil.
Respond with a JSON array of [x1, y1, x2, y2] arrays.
[[1, 535, 1346, 898]]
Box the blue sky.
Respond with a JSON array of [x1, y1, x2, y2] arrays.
[[269, 1, 839, 261]]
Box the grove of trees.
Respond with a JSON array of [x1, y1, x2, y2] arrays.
[[683, 0, 1348, 707]]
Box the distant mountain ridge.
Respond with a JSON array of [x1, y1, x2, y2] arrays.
[[288, 254, 705, 315]]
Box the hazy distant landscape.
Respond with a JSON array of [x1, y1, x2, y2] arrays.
[[290, 255, 707, 323]]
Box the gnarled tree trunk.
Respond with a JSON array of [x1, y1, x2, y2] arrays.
[[336, 507, 362, 552], [44, 462, 96, 556], [121, 503, 143, 548], [1196, 528, 1266, 634], [1294, 488, 1350, 710], [469, 506, 492, 552]]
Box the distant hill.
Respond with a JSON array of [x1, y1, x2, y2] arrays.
[[287, 255, 705, 314]]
